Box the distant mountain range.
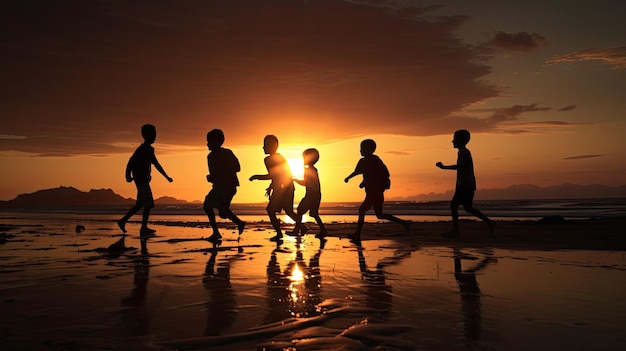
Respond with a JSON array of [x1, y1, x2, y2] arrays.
[[0, 184, 625, 209], [0, 186, 193, 208], [393, 183, 626, 201]]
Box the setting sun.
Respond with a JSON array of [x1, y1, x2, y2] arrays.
[[287, 158, 305, 180]]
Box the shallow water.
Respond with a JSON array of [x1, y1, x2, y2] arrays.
[[1, 217, 626, 350]]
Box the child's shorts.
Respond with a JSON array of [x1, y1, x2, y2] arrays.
[[267, 184, 295, 213], [452, 187, 475, 207], [204, 186, 237, 217], [135, 182, 154, 208]]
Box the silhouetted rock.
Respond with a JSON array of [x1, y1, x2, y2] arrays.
[[0, 186, 134, 208]]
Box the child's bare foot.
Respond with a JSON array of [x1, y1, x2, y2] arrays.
[[315, 229, 328, 238], [237, 221, 246, 235], [140, 226, 157, 237], [348, 233, 362, 246], [269, 234, 283, 242], [117, 219, 127, 234], [207, 232, 222, 242]]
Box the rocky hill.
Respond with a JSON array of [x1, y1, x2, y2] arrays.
[[0, 186, 191, 208]]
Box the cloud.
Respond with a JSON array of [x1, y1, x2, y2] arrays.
[[546, 46, 626, 69], [563, 154, 608, 160], [1, 0, 503, 156], [385, 150, 413, 156], [473, 104, 552, 123], [0, 134, 27, 140], [488, 31, 548, 53], [557, 105, 576, 111]]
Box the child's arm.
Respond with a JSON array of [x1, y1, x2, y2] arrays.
[[125, 158, 133, 182], [249, 173, 271, 181], [249, 157, 274, 181], [294, 178, 306, 186], [435, 161, 457, 170], [153, 157, 173, 182], [344, 171, 359, 183]]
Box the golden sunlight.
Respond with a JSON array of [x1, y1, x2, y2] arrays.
[[289, 263, 305, 283], [287, 157, 305, 179]]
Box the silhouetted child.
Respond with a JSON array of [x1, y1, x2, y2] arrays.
[[249, 135, 298, 241], [204, 129, 246, 242], [118, 124, 173, 236], [291, 148, 327, 238], [436, 129, 495, 238], [344, 139, 410, 241]]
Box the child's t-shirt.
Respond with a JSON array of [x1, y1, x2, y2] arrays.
[[304, 166, 321, 196], [264, 153, 293, 190], [208, 148, 240, 187], [128, 144, 155, 184], [456, 148, 476, 190], [354, 155, 391, 191]]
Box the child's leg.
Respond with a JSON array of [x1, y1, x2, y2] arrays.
[[205, 207, 221, 240], [464, 205, 496, 235], [313, 215, 327, 235], [450, 201, 460, 233], [140, 207, 154, 234], [219, 189, 245, 235], [227, 213, 246, 235], [373, 192, 410, 233], [291, 212, 303, 235], [204, 192, 221, 239], [267, 210, 283, 237], [354, 212, 365, 237], [217, 206, 245, 235], [138, 183, 155, 234], [353, 200, 370, 237], [119, 203, 141, 233]]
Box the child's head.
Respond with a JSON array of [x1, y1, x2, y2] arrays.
[[452, 129, 471, 148], [302, 148, 319, 166], [206, 129, 225, 150], [263, 135, 279, 154], [141, 124, 157, 144], [360, 139, 376, 156]]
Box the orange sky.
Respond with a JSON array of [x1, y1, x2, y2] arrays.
[[1, 1, 625, 202]]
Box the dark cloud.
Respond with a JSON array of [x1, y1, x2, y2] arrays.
[[563, 154, 607, 160], [488, 31, 547, 53], [479, 104, 552, 123], [1, 0, 501, 156], [547, 46, 626, 69], [557, 105, 576, 111], [385, 150, 413, 156]]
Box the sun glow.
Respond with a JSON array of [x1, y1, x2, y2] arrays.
[[287, 158, 305, 180]]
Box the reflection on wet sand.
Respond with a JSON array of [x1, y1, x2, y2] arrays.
[[3, 217, 626, 351], [119, 238, 151, 344], [356, 244, 415, 321], [265, 237, 325, 323], [203, 241, 242, 336], [453, 247, 496, 344]]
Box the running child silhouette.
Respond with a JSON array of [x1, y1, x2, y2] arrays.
[[249, 135, 298, 241], [203, 129, 246, 242], [436, 129, 495, 238], [118, 124, 173, 236], [344, 139, 410, 241], [291, 148, 327, 238]]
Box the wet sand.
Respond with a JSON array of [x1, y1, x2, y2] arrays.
[[1, 217, 626, 350]]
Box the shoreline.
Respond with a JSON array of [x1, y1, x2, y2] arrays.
[[2, 215, 625, 251]]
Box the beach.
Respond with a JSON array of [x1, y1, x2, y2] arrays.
[[2, 214, 626, 350]]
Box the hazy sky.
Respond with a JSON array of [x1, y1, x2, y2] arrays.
[[1, 0, 625, 202]]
